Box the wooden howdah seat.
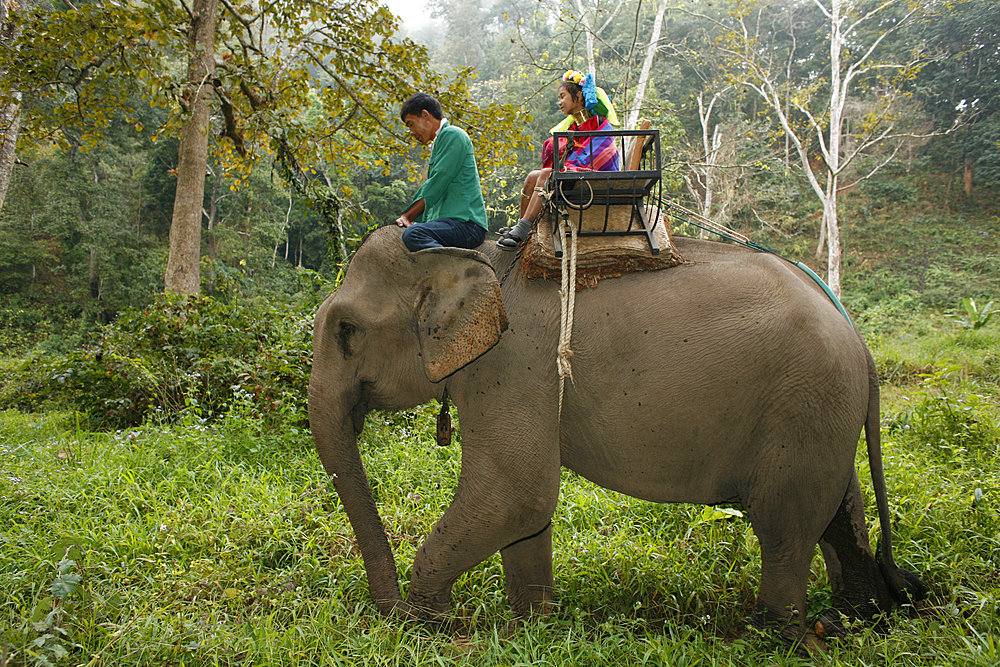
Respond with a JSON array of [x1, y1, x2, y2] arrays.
[[521, 121, 685, 289]]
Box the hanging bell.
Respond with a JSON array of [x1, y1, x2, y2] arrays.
[[436, 397, 452, 447]]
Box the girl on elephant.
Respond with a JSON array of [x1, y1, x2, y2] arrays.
[[497, 70, 621, 251]]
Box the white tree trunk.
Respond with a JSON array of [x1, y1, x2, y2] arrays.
[[0, 0, 23, 215], [625, 0, 669, 130], [572, 0, 597, 76], [273, 191, 292, 268], [824, 0, 845, 297]]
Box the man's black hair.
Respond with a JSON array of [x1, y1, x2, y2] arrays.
[[400, 93, 443, 121]]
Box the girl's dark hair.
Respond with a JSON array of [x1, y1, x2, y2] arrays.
[[400, 93, 443, 120], [560, 80, 583, 104]]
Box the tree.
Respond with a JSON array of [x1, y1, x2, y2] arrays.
[[0, 0, 23, 214], [0, 124, 165, 321], [3, 0, 528, 294], [164, 0, 218, 295], [569, 0, 627, 77], [623, 0, 669, 130], [716, 0, 936, 296], [916, 0, 1000, 195]]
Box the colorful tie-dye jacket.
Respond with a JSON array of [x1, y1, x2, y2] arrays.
[[545, 116, 621, 172]]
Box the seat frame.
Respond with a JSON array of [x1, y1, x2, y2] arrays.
[[547, 125, 662, 257]]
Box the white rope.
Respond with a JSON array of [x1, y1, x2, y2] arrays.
[[665, 201, 752, 245], [557, 216, 579, 418]]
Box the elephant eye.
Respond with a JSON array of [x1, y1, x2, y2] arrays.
[[338, 320, 358, 357]]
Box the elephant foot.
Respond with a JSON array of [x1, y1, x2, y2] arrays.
[[751, 605, 828, 654], [379, 598, 419, 622], [397, 592, 455, 630], [799, 631, 828, 655], [502, 617, 524, 638], [814, 613, 846, 639], [377, 597, 456, 632]]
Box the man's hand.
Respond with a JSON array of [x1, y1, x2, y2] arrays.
[[396, 198, 425, 228]]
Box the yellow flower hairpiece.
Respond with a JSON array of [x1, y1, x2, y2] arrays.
[[563, 70, 586, 85]]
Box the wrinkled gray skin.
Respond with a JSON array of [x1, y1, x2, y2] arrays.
[[309, 225, 923, 642]]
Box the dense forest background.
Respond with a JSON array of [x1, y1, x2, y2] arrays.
[[1, 3, 999, 664], [1, 0, 999, 352]]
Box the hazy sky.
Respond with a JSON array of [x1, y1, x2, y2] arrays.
[[382, 0, 435, 29]]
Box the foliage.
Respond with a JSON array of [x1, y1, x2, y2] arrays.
[[0, 290, 327, 429], [886, 365, 998, 461], [1, 0, 530, 191], [1, 311, 999, 664], [949, 298, 998, 331], [0, 129, 166, 322], [915, 0, 1000, 186]]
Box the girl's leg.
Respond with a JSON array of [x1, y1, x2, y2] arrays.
[[518, 170, 543, 219], [521, 168, 551, 222], [500, 169, 551, 250]]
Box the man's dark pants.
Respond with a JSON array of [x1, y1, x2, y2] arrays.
[[402, 218, 487, 251]]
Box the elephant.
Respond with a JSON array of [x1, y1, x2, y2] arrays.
[[308, 224, 925, 644]]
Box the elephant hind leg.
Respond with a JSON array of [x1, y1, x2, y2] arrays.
[[750, 535, 815, 642], [746, 479, 839, 645], [818, 469, 894, 627]]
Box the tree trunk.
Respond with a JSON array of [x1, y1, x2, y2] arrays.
[[964, 154, 973, 194], [164, 0, 219, 295], [206, 168, 220, 292], [572, 0, 597, 77], [335, 207, 347, 264], [89, 247, 99, 299], [273, 191, 292, 268], [0, 0, 23, 215], [815, 211, 826, 260], [824, 0, 845, 297], [825, 186, 842, 298], [625, 0, 668, 130]]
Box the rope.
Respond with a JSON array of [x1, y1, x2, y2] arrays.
[[655, 197, 853, 325], [558, 179, 595, 210], [557, 212, 578, 418]]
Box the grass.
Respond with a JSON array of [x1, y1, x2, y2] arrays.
[[2, 314, 999, 666]]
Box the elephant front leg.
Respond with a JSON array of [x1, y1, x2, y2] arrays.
[[405, 441, 561, 619], [501, 521, 554, 618]]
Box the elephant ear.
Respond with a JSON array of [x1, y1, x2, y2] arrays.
[[413, 247, 509, 382]]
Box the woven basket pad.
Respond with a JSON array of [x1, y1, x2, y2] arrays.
[[521, 203, 685, 290]]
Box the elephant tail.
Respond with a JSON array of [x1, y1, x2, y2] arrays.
[[864, 345, 928, 605]]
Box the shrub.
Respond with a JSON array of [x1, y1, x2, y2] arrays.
[[885, 365, 999, 462], [862, 178, 917, 206], [0, 293, 318, 430]]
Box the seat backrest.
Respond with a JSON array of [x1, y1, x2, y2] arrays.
[[626, 120, 652, 171]]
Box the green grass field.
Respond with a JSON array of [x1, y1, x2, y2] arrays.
[[1, 318, 998, 666]]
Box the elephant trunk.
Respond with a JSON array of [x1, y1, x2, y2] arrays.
[[311, 401, 403, 615]]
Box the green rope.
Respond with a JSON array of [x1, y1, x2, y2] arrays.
[[656, 197, 853, 325], [791, 261, 853, 324]]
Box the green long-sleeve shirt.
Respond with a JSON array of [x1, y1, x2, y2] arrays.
[[411, 120, 488, 230]]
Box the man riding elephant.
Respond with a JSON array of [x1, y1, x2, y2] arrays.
[[394, 93, 489, 252]]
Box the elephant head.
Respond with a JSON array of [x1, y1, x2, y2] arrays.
[[308, 226, 507, 613]]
